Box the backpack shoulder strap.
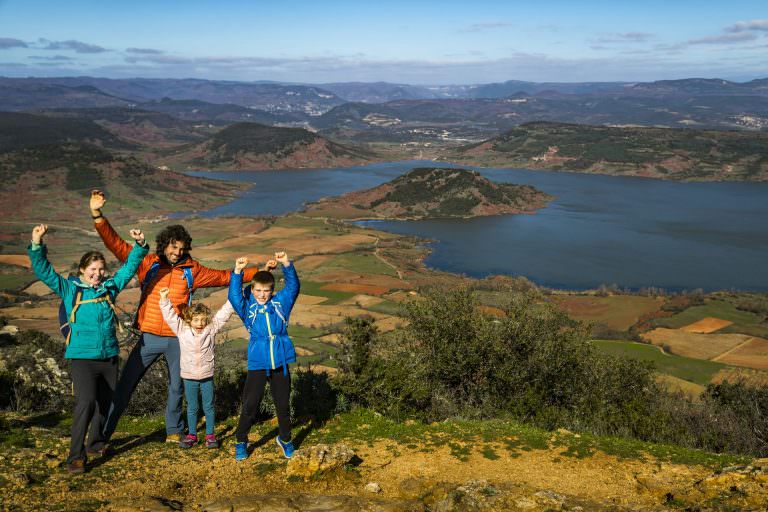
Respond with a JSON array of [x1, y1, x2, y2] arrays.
[[182, 267, 194, 306], [142, 261, 161, 293], [61, 288, 84, 345]]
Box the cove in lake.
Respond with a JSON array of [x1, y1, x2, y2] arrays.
[[187, 161, 768, 292]]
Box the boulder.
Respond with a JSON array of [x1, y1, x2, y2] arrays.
[[285, 444, 355, 480]]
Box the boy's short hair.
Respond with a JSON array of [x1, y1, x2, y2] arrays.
[[251, 271, 275, 289], [180, 303, 211, 325]]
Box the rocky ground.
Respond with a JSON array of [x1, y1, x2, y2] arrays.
[[2, 410, 768, 511]]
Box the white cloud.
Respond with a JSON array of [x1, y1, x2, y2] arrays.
[[688, 32, 758, 45], [726, 19, 768, 33], [38, 39, 109, 53], [595, 32, 654, 44], [0, 37, 27, 49], [126, 47, 164, 55]]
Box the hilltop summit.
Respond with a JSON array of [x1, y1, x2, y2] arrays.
[[167, 122, 376, 170]]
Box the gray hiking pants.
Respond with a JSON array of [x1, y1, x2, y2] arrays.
[[103, 333, 184, 439]]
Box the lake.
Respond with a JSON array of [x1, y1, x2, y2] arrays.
[[187, 161, 768, 292]]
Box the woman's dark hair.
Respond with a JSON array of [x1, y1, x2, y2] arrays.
[[78, 251, 106, 273], [251, 271, 275, 289], [155, 225, 193, 257]]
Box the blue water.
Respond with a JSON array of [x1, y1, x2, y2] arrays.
[[187, 162, 768, 292]]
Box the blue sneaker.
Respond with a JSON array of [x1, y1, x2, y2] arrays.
[[276, 436, 294, 458], [235, 442, 248, 461]]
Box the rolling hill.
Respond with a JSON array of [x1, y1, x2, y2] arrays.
[[448, 122, 768, 181], [165, 122, 377, 170]]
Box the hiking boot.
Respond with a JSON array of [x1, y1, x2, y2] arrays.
[[276, 436, 294, 458], [67, 459, 85, 475], [205, 434, 219, 449], [165, 433, 184, 443], [179, 434, 198, 448], [235, 442, 248, 461], [86, 445, 108, 458]]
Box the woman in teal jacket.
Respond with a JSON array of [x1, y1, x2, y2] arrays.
[[28, 224, 148, 474]]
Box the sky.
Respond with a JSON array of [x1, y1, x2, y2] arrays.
[[0, 0, 766, 85]]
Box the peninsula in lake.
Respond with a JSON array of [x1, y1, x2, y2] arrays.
[[302, 166, 553, 220]]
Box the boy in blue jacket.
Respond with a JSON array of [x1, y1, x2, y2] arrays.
[[228, 251, 300, 460]]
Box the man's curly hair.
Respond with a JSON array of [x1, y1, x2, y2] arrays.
[[155, 225, 193, 257]]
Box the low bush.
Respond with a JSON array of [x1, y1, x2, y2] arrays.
[[335, 288, 768, 457]]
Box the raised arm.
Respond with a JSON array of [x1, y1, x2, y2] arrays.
[[227, 257, 249, 321], [27, 224, 74, 300], [111, 229, 150, 291], [210, 300, 235, 335], [274, 251, 300, 311], [91, 190, 133, 263], [158, 287, 183, 336], [194, 262, 260, 288]]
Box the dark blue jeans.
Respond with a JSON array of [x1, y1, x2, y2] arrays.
[[103, 333, 184, 439], [184, 377, 215, 436]]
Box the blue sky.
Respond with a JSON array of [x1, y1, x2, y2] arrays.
[[0, 0, 766, 84]]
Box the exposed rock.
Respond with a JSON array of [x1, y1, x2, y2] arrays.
[[202, 494, 425, 512], [365, 482, 382, 493], [106, 497, 184, 512], [285, 443, 355, 480]]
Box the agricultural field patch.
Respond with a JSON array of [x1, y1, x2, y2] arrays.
[[712, 337, 768, 370], [712, 367, 768, 387], [323, 252, 399, 277], [553, 295, 663, 330], [680, 317, 733, 333], [0, 255, 30, 268], [338, 294, 385, 308], [641, 328, 751, 360], [655, 374, 706, 399], [656, 300, 762, 329], [592, 339, 725, 386], [322, 282, 390, 296]]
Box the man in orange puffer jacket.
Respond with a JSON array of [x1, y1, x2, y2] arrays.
[[89, 190, 259, 443]]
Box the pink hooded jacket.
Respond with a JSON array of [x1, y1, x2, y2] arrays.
[[159, 298, 234, 380]]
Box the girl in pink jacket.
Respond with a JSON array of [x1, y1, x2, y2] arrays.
[[159, 287, 234, 448]]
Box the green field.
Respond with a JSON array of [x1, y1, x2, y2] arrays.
[[0, 273, 36, 292], [218, 325, 338, 368], [656, 300, 762, 329], [299, 280, 357, 305], [323, 252, 397, 277], [592, 339, 725, 386]]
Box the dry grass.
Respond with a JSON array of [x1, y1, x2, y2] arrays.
[[0, 254, 31, 268], [713, 337, 768, 370], [680, 317, 733, 334], [553, 295, 663, 330], [322, 283, 390, 296], [712, 367, 768, 387], [655, 374, 705, 400], [642, 328, 750, 360]]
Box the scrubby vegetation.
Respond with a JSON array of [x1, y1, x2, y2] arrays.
[[334, 288, 768, 457]]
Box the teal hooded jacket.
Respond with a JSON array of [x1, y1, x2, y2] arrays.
[[28, 241, 148, 359]]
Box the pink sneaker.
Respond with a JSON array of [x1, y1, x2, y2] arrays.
[[179, 434, 198, 448], [205, 434, 219, 449]]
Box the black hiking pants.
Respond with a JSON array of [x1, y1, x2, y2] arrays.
[[68, 357, 118, 463], [235, 367, 292, 443]]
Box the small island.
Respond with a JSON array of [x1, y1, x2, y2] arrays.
[[303, 167, 553, 220]]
